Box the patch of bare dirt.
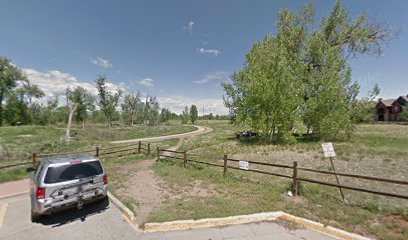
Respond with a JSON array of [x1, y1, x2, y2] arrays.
[[112, 136, 219, 226], [114, 158, 169, 225]]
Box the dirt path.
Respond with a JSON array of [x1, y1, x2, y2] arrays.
[[110, 125, 211, 144], [112, 126, 212, 226]]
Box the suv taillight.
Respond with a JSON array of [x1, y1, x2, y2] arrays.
[[36, 187, 45, 199], [103, 175, 108, 185]]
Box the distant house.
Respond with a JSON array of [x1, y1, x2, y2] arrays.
[[374, 94, 408, 121]]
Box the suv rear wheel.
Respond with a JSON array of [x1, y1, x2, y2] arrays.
[[31, 211, 41, 222]]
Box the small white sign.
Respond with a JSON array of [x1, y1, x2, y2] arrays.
[[239, 161, 249, 170], [322, 142, 336, 158]]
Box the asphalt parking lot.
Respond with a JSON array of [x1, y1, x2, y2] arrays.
[[0, 194, 337, 240]]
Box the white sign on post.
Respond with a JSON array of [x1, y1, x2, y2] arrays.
[[239, 161, 249, 170], [322, 142, 336, 158]]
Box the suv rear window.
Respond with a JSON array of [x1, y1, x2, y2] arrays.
[[44, 161, 103, 184]]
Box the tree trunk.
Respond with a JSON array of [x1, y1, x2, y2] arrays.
[[65, 104, 78, 143], [82, 120, 85, 130], [108, 116, 112, 128]]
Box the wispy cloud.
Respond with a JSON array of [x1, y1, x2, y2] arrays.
[[157, 95, 228, 115], [194, 72, 229, 84], [138, 78, 154, 87], [90, 57, 113, 68], [197, 48, 221, 57], [183, 20, 195, 34]]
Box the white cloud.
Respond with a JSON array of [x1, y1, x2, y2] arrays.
[[157, 96, 228, 115], [138, 78, 154, 87], [22, 68, 124, 102], [194, 72, 229, 84], [197, 48, 221, 57], [90, 57, 113, 68], [183, 20, 194, 34]]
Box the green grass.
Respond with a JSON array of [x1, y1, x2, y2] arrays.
[[149, 120, 408, 240], [0, 123, 196, 158], [0, 167, 30, 183], [0, 123, 191, 183]]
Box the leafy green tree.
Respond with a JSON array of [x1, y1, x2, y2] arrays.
[[142, 96, 160, 125], [351, 84, 380, 123], [4, 91, 30, 125], [67, 87, 95, 129], [223, 1, 390, 142], [121, 92, 144, 126], [399, 106, 408, 122], [0, 58, 26, 126], [95, 75, 122, 128], [160, 108, 171, 124], [181, 106, 189, 124], [190, 105, 198, 124]]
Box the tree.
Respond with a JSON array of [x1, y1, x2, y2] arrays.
[[0, 58, 26, 126], [223, 1, 390, 142], [45, 97, 59, 126], [121, 92, 143, 126], [190, 105, 198, 124], [4, 91, 30, 125], [399, 106, 408, 122], [181, 106, 189, 124], [160, 108, 171, 124], [143, 96, 160, 125], [351, 84, 380, 122], [95, 76, 122, 128], [66, 87, 95, 129]]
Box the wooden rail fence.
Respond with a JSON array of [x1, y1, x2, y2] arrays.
[[157, 148, 408, 200], [0, 141, 152, 169]]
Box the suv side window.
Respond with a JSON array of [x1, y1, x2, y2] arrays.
[[34, 164, 45, 184]]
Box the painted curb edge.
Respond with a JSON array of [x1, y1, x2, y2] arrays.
[[144, 211, 372, 240], [107, 191, 138, 226]]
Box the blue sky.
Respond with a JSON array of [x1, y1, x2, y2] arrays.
[[1, 0, 407, 114]]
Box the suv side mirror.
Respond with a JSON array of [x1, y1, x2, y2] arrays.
[[26, 167, 36, 173]]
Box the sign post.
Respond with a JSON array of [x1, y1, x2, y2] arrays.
[[322, 142, 345, 201]]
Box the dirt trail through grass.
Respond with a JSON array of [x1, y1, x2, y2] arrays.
[[113, 126, 212, 225]]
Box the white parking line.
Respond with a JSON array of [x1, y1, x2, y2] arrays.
[[0, 203, 8, 233]]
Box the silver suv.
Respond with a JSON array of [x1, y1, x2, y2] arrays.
[[29, 155, 108, 222]]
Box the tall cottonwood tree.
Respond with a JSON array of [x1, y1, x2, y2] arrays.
[[0, 58, 26, 126], [95, 76, 122, 128], [121, 92, 143, 126], [181, 106, 189, 124], [66, 86, 95, 129], [223, 1, 390, 142], [190, 105, 198, 124]]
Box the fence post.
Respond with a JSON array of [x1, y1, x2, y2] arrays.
[[223, 154, 228, 176], [95, 146, 99, 157], [156, 147, 160, 162], [329, 157, 345, 202], [138, 141, 141, 154], [183, 151, 187, 168], [147, 143, 151, 157], [292, 161, 298, 196], [32, 153, 37, 167]]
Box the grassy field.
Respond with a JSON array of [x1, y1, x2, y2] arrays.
[[150, 120, 408, 240], [0, 123, 196, 183]]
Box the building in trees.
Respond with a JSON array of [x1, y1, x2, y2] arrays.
[[374, 94, 408, 121]]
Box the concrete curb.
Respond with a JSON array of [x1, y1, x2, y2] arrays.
[[107, 191, 137, 225], [143, 211, 371, 240], [144, 211, 283, 232], [279, 213, 371, 240], [0, 191, 27, 200]]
